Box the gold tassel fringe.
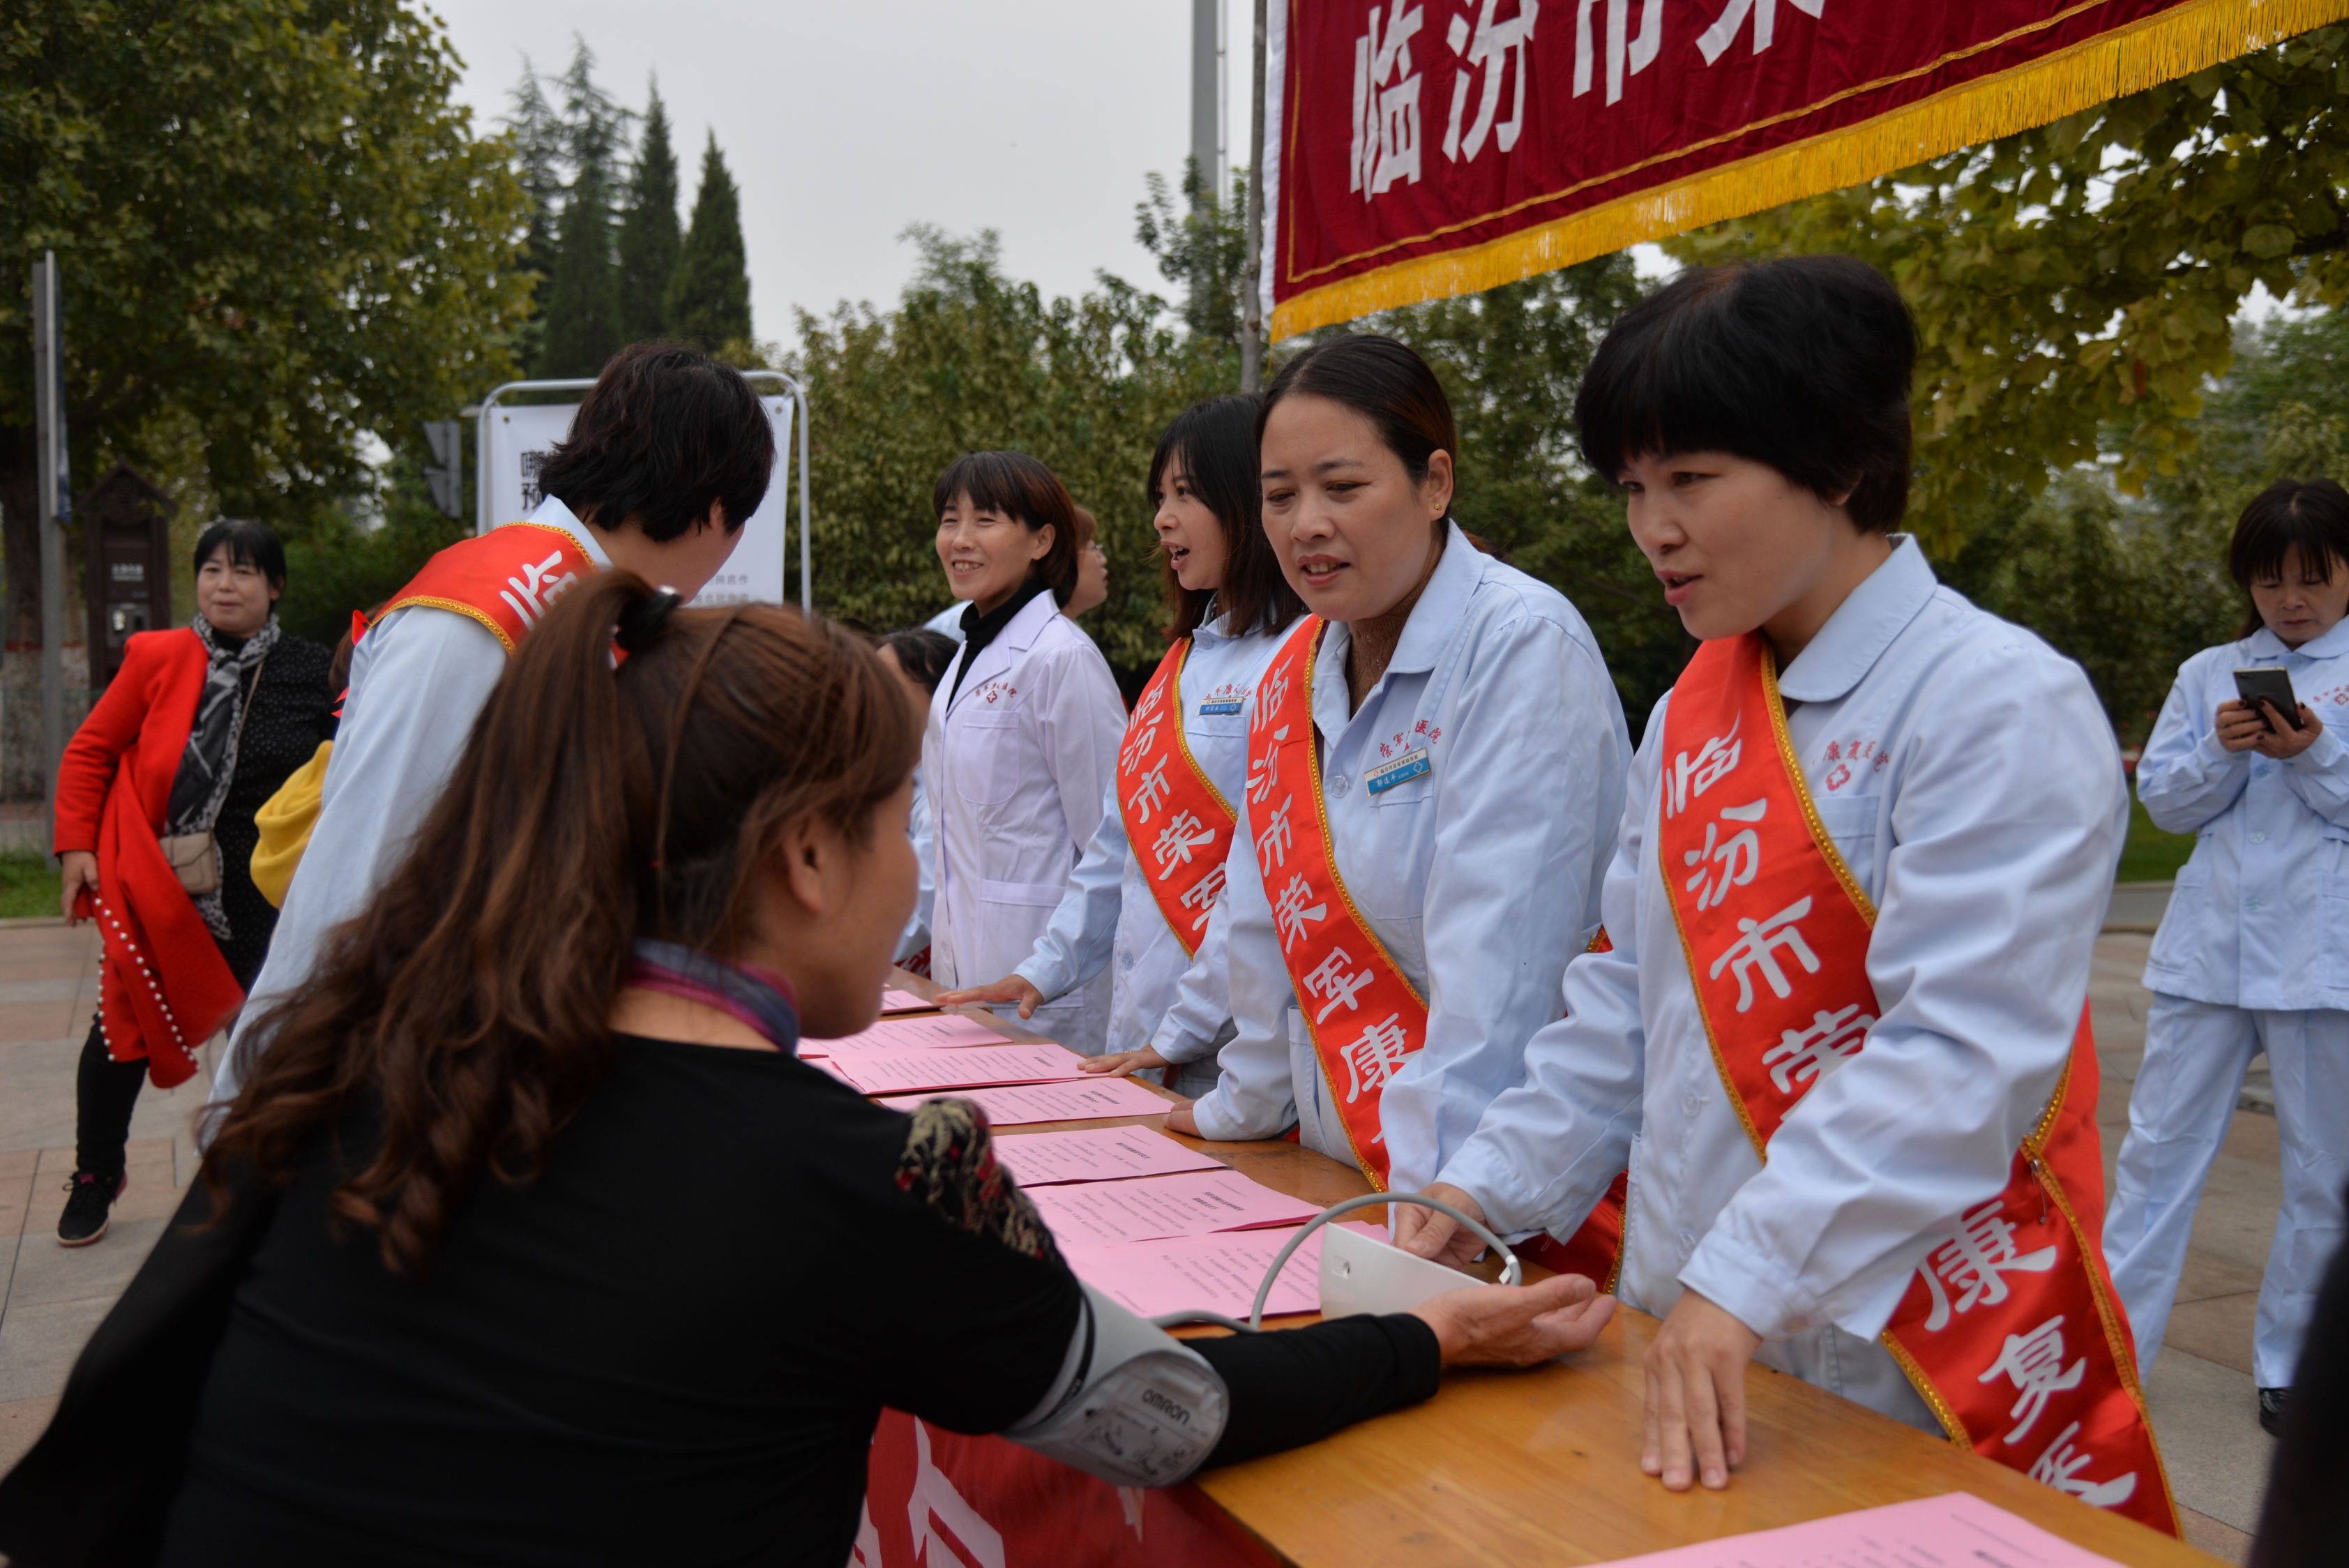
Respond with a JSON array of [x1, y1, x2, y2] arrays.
[[1271, 0, 2349, 338]]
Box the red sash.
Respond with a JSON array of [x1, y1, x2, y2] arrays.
[[1117, 640, 1239, 957], [1659, 633, 2177, 1536], [367, 522, 597, 655], [1246, 618, 1626, 1288]]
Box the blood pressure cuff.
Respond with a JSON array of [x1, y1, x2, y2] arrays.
[[1002, 1283, 1229, 1487]]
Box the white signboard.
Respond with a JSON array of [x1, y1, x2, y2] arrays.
[[481, 395, 794, 607]]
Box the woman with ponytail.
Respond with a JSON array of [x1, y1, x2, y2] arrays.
[[0, 576, 1610, 1568]]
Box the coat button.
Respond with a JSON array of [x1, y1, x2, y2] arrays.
[[2251, 831, 2268, 844], [1677, 1228, 1698, 1256], [1331, 774, 1351, 795]]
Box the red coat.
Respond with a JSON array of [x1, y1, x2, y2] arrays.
[[52, 628, 243, 1087]]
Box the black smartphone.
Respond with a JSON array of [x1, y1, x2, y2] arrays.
[[2234, 666, 2304, 732]]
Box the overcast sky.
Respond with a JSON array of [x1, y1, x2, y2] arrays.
[[430, 0, 1249, 352]]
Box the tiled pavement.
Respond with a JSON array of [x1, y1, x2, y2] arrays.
[[0, 922, 2291, 1560]]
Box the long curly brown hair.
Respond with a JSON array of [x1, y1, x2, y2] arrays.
[[204, 572, 921, 1274]]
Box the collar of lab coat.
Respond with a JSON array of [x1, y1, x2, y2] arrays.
[[1776, 534, 1938, 705], [2244, 614, 2349, 663], [525, 495, 612, 569], [945, 587, 1062, 717]]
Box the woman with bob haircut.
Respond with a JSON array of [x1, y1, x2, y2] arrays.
[[1400, 256, 2179, 1535], [2107, 476, 2349, 1438], [0, 576, 1615, 1567], [1161, 337, 1633, 1234], [926, 451, 1128, 1051], [937, 395, 1308, 1094]]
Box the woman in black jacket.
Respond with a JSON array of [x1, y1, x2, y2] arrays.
[[0, 573, 1609, 1568]]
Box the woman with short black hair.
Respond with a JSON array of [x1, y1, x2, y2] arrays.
[[936, 396, 1308, 1093], [50, 519, 335, 1245], [1403, 256, 2177, 1535], [924, 451, 1130, 1052], [2108, 476, 2349, 1438]]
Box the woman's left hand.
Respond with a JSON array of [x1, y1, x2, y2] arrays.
[[1163, 1099, 1201, 1136], [2252, 702, 2323, 760], [1411, 1272, 1617, 1366], [1642, 1290, 1765, 1492]]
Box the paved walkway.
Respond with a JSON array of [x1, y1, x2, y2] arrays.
[[0, 923, 2286, 1560]]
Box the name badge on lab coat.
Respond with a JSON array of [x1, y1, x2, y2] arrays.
[[1197, 700, 1244, 716], [1364, 746, 1430, 795]]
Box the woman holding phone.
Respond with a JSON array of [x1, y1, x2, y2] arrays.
[[2108, 476, 2349, 1437]]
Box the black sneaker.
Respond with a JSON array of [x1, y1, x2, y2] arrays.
[[56, 1170, 125, 1247], [2259, 1386, 2289, 1436]]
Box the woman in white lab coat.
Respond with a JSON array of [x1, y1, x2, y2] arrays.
[[924, 451, 1128, 1052], [935, 397, 1306, 1092]]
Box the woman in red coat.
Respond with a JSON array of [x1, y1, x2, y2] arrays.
[[51, 520, 335, 1246]]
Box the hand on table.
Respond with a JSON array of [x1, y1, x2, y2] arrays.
[[1393, 1182, 1497, 1271], [1162, 1099, 1201, 1136], [1642, 1289, 1764, 1492], [59, 852, 97, 924], [1080, 1046, 1168, 1077], [1412, 1272, 1616, 1367], [931, 975, 1045, 1019], [2218, 698, 2323, 758]]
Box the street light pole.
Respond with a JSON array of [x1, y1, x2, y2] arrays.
[[31, 253, 68, 842], [1240, 0, 1269, 393]]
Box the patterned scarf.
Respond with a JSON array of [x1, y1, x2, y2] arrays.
[[166, 612, 279, 939]]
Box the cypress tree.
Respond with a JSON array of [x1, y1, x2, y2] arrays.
[[616, 82, 681, 343], [667, 132, 752, 351], [504, 61, 566, 375], [540, 158, 624, 376], [539, 40, 630, 377]]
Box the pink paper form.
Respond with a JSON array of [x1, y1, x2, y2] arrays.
[[1588, 1491, 2122, 1568], [875, 1076, 1171, 1125], [821, 1042, 1089, 1095], [802, 1011, 1015, 1057], [991, 1126, 1223, 1186], [1028, 1170, 1322, 1247], [879, 988, 932, 1014], [1062, 1223, 1387, 1320]]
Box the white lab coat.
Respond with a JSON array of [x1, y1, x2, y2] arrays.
[[2104, 617, 2349, 1387], [212, 499, 610, 1109], [1011, 608, 1292, 1063], [1440, 538, 2128, 1431], [1192, 524, 1631, 1195], [926, 590, 1127, 1053]]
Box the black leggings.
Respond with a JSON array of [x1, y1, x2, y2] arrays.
[[74, 1020, 152, 1179]]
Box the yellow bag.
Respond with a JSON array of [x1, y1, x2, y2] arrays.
[[249, 739, 332, 909]]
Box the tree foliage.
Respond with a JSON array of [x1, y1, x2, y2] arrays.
[[617, 84, 682, 346], [0, 0, 531, 644], [668, 133, 752, 352], [1667, 25, 2349, 555], [794, 229, 1230, 669]]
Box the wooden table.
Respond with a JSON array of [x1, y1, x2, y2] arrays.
[[884, 970, 2219, 1567]]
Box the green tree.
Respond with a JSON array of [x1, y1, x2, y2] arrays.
[[617, 82, 682, 344], [794, 228, 1228, 669], [1666, 24, 2349, 555], [537, 40, 629, 377], [1136, 158, 1246, 347], [1, 0, 531, 651], [503, 59, 567, 377], [667, 133, 752, 351]]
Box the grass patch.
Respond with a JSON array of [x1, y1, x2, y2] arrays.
[[0, 852, 62, 920], [2117, 797, 2198, 884]]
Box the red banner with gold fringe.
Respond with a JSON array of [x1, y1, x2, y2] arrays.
[[1262, 0, 2349, 337]]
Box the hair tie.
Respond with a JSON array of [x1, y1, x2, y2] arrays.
[[614, 586, 683, 652]]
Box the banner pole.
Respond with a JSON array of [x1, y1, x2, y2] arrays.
[[33, 253, 68, 845], [1240, 0, 1268, 393]]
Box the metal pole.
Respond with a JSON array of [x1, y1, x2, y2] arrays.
[[32, 253, 67, 841], [1240, 0, 1269, 393], [1191, 0, 1223, 196], [796, 381, 812, 613]]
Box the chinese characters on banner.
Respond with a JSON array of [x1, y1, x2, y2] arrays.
[[1263, 0, 2349, 336]]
